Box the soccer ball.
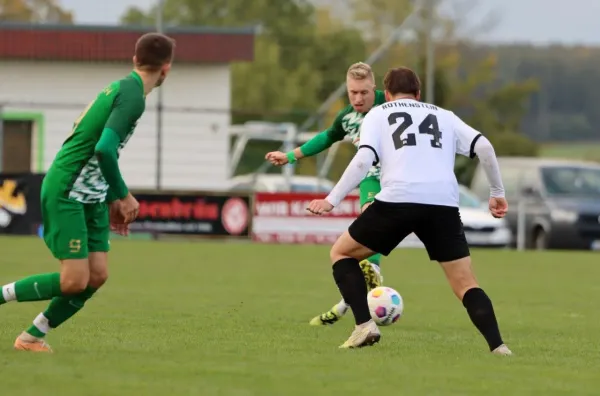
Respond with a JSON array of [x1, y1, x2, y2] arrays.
[[367, 286, 404, 326]]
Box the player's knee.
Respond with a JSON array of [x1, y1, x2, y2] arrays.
[[59, 259, 90, 294], [440, 257, 478, 299], [330, 237, 350, 264], [330, 249, 344, 265], [330, 231, 367, 264], [60, 275, 89, 294], [88, 267, 109, 289]]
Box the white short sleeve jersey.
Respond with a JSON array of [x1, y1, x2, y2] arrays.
[[358, 98, 482, 207]]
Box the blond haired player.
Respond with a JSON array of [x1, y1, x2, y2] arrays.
[[266, 62, 387, 326]]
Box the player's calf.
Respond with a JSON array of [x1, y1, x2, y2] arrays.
[[22, 253, 108, 342], [309, 259, 380, 326], [330, 232, 375, 327], [88, 252, 109, 288], [0, 258, 89, 305], [440, 257, 507, 353]]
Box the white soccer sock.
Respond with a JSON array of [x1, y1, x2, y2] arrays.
[[334, 298, 350, 316], [32, 313, 51, 335], [1, 282, 16, 303]]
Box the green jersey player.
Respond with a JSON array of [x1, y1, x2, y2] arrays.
[[0, 33, 175, 353], [265, 62, 386, 326]]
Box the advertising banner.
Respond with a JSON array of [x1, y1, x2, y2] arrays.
[[130, 192, 251, 237], [252, 192, 424, 247], [0, 173, 44, 235], [252, 192, 360, 244]]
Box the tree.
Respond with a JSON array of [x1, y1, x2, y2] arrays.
[[0, 0, 73, 23], [347, 0, 414, 44], [493, 45, 600, 143], [120, 0, 366, 125], [339, 0, 540, 184]]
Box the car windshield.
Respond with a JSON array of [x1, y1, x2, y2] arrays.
[[459, 188, 481, 208], [541, 166, 600, 197]]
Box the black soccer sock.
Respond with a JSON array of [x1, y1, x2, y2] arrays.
[[332, 258, 371, 325], [462, 287, 504, 351]]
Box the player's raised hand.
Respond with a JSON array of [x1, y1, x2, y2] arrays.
[[119, 193, 140, 223], [307, 199, 334, 216], [265, 151, 288, 166], [489, 197, 508, 218]]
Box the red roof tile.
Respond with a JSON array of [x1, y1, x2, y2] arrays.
[[0, 23, 255, 63]]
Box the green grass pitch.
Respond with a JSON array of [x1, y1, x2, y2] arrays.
[[0, 236, 599, 395]]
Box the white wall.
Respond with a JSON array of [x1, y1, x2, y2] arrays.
[[0, 61, 231, 191]]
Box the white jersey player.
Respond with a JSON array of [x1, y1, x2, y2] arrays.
[[307, 67, 512, 355]]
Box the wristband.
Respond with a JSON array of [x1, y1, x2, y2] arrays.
[[286, 151, 297, 164]]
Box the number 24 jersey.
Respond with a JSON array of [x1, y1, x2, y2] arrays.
[[358, 98, 482, 207]]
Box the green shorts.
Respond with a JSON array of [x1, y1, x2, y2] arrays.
[[359, 176, 381, 208], [41, 194, 110, 260]]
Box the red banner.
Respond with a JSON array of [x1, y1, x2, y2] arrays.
[[252, 192, 360, 244]]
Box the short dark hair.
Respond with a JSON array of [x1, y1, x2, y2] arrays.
[[134, 33, 175, 71], [383, 67, 421, 96]]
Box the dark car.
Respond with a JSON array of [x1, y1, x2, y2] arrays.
[[469, 157, 600, 250]]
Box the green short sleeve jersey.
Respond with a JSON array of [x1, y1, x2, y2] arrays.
[[47, 71, 146, 204], [326, 90, 386, 178]]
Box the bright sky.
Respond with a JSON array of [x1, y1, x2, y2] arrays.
[[58, 0, 600, 46]]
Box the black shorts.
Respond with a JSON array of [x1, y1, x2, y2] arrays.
[[348, 200, 470, 262]]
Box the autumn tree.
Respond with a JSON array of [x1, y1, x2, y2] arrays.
[[121, 0, 365, 126]]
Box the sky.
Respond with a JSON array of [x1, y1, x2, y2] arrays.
[[58, 0, 600, 46]]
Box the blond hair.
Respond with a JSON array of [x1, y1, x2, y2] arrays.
[[347, 62, 374, 81]]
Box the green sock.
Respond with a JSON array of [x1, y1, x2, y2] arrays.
[[0, 273, 62, 304], [367, 254, 382, 267], [26, 286, 98, 338]]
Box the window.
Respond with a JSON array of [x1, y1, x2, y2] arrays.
[[2, 120, 32, 173], [541, 166, 600, 197]]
